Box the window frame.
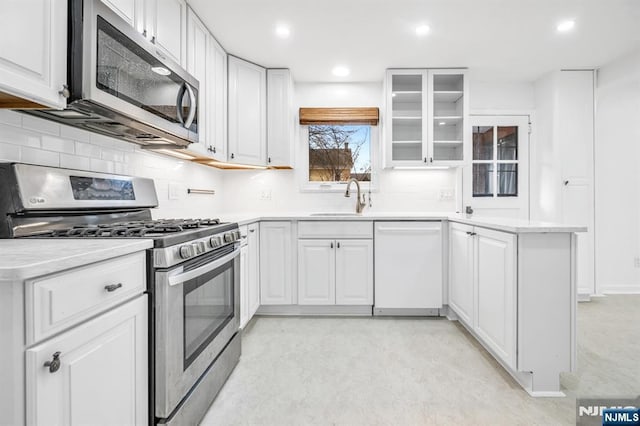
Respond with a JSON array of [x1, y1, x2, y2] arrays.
[[471, 125, 519, 198], [298, 124, 380, 193]]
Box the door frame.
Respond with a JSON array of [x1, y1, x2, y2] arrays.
[[462, 112, 533, 219]]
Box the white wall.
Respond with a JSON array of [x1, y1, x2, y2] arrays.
[[221, 82, 459, 214], [469, 79, 535, 112], [594, 48, 640, 293], [0, 110, 225, 219]]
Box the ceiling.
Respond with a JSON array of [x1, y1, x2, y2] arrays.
[[188, 0, 640, 83]]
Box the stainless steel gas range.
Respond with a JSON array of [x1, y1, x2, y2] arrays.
[[0, 163, 241, 425]]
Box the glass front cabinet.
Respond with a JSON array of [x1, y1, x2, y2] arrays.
[[384, 69, 468, 167]]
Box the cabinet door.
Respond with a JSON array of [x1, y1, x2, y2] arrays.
[[247, 223, 260, 318], [374, 222, 442, 310], [26, 296, 148, 426], [228, 56, 267, 166], [260, 222, 293, 305], [298, 240, 335, 305], [0, 0, 67, 109], [449, 223, 475, 325], [428, 69, 467, 165], [384, 69, 428, 168], [186, 8, 208, 150], [101, 0, 142, 28], [335, 239, 373, 305], [145, 0, 186, 66], [240, 244, 249, 328], [267, 69, 293, 167], [207, 37, 228, 160], [475, 227, 517, 368]]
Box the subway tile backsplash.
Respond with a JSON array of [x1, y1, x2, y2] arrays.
[[0, 110, 224, 218]]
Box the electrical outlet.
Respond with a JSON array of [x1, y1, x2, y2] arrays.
[[634, 257, 640, 268], [260, 189, 272, 200], [168, 182, 182, 200], [438, 188, 454, 200]]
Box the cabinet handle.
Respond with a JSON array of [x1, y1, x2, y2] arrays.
[[423, 157, 427, 163], [330, 242, 334, 249], [429, 157, 433, 163], [249, 229, 255, 233], [213, 147, 217, 154], [268, 157, 271, 163], [104, 283, 123, 292], [142, 29, 147, 37], [337, 242, 340, 248], [151, 36, 156, 45], [466, 231, 477, 236], [231, 153, 235, 159], [58, 84, 70, 98], [44, 351, 61, 373], [564, 180, 569, 186]]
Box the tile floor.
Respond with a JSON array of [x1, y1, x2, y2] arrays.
[[201, 295, 640, 425]]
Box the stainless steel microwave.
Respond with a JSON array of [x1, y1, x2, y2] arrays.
[[25, 0, 199, 149]]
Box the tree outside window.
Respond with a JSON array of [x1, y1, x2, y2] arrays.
[[308, 125, 371, 182]]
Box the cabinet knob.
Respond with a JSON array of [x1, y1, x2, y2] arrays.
[[58, 85, 70, 98], [104, 283, 123, 292], [151, 36, 156, 45], [213, 147, 217, 154], [44, 351, 61, 373], [249, 229, 255, 233], [330, 242, 334, 249], [564, 180, 569, 186], [429, 157, 433, 163], [337, 242, 340, 248], [423, 157, 427, 163], [231, 153, 235, 159]]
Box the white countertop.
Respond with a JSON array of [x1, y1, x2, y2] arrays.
[[225, 212, 587, 233], [0, 239, 153, 281]]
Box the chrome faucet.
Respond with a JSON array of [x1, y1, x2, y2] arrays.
[[344, 178, 366, 214]]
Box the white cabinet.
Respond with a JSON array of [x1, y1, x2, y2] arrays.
[[247, 223, 260, 317], [240, 223, 260, 327], [448, 223, 517, 369], [186, 8, 208, 149], [267, 69, 294, 168], [26, 295, 148, 426], [297, 221, 373, 306], [475, 227, 517, 369], [298, 239, 335, 305], [374, 222, 442, 313], [207, 37, 228, 160], [143, 0, 187, 66], [449, 222, 474, 325], [260, 221, 293, 305], [0, 0, 67, 109], [101, 0, 143, 27], [384, 69, 467, 167], [228, 56, 267, 166]]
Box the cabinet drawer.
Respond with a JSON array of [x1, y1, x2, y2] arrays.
[[26, 252, 146, 344], [298, 221, 373, 239]]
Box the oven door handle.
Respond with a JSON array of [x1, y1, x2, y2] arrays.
[[168, 248, 239, 286]]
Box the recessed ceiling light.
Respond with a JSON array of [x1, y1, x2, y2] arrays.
[[275, 24, 290, 38], [557, 20, 575, 32], [151, 66, 171, 76], [415, 24, 430, 36], [439, 121, 446, 126], [332, 66, 350, 77]]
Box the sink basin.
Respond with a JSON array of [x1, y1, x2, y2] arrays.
[[310, 212, 361, 217]]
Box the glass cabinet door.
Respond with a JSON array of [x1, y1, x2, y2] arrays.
[[387, 70, 427, 164], [430, 71, 465, 162]]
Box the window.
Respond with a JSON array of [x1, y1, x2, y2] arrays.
[[308, 124, 371, 182], [472, 125, 519, 197]]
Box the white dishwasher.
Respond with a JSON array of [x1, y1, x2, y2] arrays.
[[374, 221, 443, 315]]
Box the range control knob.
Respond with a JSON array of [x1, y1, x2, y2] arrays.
[[234, 230, 241, 240], [209, 236, 222, 248], [195, 241, 206, 254], [223, 232, 234, 243], [179, 245, 194, 259]]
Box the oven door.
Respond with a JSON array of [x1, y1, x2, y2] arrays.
[[154, 243, 240, 419]]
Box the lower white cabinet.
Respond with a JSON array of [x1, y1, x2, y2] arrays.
[[449, 223, 517, 369], [240, 223, 260, 327], [298, 239, 373, 305], [26, 295, 148, 426], [260, 221, 293, 305], [374, 222, 443, 313]]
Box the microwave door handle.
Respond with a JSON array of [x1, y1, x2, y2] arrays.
[[176, 83, 187, 125], [184, 83, 196, 128], [168, 248, 239, 286]]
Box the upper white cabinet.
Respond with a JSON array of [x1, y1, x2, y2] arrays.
[[374, 222, 443, 313], [102, 0, 186, 67], [267, 69, 294, 168], [207, 36, 228, 160], [228, 56, 267, 166], [0, 0, 67, 109], [260, 221, 293, 305], [186, 8, 208, 148], [384, 69, 467, 167], [143, 0, 187, 66]]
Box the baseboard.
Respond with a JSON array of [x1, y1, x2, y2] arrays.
[[256, 305, 373, 316], [599, 285, 640, 295], [577, 293, 592, 302]]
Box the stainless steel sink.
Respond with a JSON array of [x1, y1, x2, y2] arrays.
[[310, 212, 361, 216]]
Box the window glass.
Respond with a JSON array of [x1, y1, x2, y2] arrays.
[[308, 125, 371, 182]]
